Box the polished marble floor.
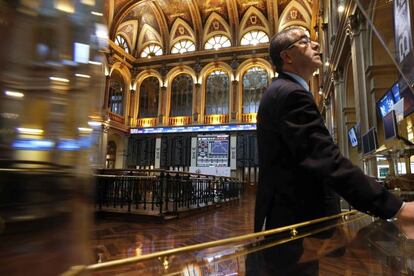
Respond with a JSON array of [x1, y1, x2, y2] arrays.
[[90, 191, 255, 264]]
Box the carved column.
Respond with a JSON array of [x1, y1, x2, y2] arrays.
[[347, 12, 369, 136], [230, 80, 239, 122], [128, 89, 135, 126], [325, 97, 334, 138], [332, 70, 345, 154], [102, 75, 110, 111], [158, 86, 167, 125], [193, 83, 201, 124], [386, 153, 397, 176]]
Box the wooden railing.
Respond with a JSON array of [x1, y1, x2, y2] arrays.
[[168, 116, 192, 126], [204, 114, 229, 124], [108, 112, 124, 124], [241, 113, 257, 123], [136, 117, 157, 127]]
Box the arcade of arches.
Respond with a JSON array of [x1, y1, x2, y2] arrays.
[[100, 0, 414, 183]]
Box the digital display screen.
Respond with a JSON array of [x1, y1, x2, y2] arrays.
[[348, 127, 358, 147], [196, 134, 229, 167], [131, 123, 256, 134], [378, 90, 395, 118], [362, 128, 378, 155], [383, 110, 398, 140], [391, 82, 400, 102]]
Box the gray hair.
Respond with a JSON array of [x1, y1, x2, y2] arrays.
[[269, 27, 303, 73]]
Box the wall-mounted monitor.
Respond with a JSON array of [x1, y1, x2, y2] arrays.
[[398, 79, 414, 117], [362, 128, 378, 155], [391, 81, 401, 102], [348, 126, 358, 147], [196, 134, 229, 167], [383, 110, 398, 140], [377, 89, 396, 118]]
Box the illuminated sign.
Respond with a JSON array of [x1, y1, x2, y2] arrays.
[[130, 124, 256, 134]]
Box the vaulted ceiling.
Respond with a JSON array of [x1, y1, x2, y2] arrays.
[[105, 0, 316, 57]]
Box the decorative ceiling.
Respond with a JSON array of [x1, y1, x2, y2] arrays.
[[106, 0, 315, 57]]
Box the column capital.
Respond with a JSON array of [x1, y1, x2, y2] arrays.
[[346, 10, 364, 39], [331, 69, 344, 84]]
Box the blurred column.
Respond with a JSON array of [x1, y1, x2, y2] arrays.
[[0, 1, 106, 275], [333, 70, 345, 153]]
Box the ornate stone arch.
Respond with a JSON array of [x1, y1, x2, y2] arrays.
[[110, 62, 132, 87], [166, 66, 196, 118], [203, 12, 232, 46], [108, 62, 132, 121], [199, 62, 233, 117], [115, 20, 138, 53], [238, 6, 270, 41], [277, 0, 311, 32], [236, 59, 272, 118], [137, 24, 163, 55], [170, 18, 196, 50], [134, 70, 163, 120], [235, 58, 273, 82]]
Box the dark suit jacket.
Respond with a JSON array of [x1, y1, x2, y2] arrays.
[[254, 72, 403, 232]]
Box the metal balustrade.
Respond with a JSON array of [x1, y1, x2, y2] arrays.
[[95, 169, 243, 216]]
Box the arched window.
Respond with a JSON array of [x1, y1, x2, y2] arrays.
[[242, 67, 268, 113], [170, 74, 193, 117], [108, 71, 125, 116], [139, 77, 159, 118], [171, 40, 196, 54], [205, 70, 229, 115], [115, 35, 130, 54], [240, 31, 269, 46], [140, 44, 163, 58], [204, 35, 231, 50], [106, 141, 116, 169]]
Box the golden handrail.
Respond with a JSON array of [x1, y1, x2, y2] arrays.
[[65, 210, 358, 274]]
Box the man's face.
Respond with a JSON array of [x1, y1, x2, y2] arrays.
[[283, 30, 322, 72]]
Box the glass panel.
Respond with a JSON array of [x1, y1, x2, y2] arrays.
[[108, 72, 125, 116], [139, 77, 159, 118], [171, 40, 195, 54], [204, 35, 231, 50], [86, 209, 414, 275], [205, 71, 229, 115], [170, 74, 193, 117], [115, 35, 130, 54], [242, 67, 268, 113], [140, 44, 163, 58], [0, 1, 105, 274], [240, 31, 269, 46]]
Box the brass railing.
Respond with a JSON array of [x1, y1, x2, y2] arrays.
[[241, 112, 257, 123], [136, 117, 157, 127], [204, 114, 229, 124], [63, 210, 359, 275], [168, 116, 192, 126]]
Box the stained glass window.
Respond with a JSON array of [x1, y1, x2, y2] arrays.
[[171, 40, 196, 54], [242, 67, 268, 113], [139, 77, 159, 118], [108, 72, 125, 116], [170, 74, 193, 117], [140, 44, 163, 58], [205, 70, 229, 115], [204, 35, 231, 50], [240, 31, 269, 46], [115, 35, 130, 54]]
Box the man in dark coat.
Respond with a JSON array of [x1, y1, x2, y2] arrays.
[[250, 27, 414, 274]]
